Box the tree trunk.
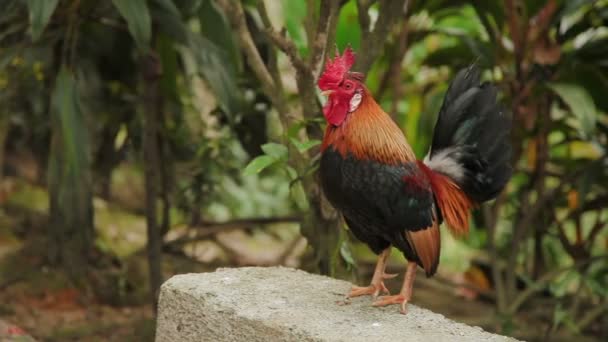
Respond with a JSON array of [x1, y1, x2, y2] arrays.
[[142, 52, 163, 308], [302, 186, 345, 277], [0, 112, 8, 181]]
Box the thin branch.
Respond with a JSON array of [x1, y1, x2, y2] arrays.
[[575, 300, 608, 331], [356, 0, 406, 75], [356, 0, 374, 32], [507, 254, 607, 314], [505, 0, 527, 80], [277, 236, 307, 265], [215, 0, 277, 105], [304, 0, 318, 47], [255, 1, 282, 88], [310, 0, 341, 78], [527, 0, 557, 45], [585, 216, 607, 249], [485, 192, 509, 312], [505, 154, 593, 295], [0, 275, 24, 291], [254, 1, 318, 125], [386, 1, 413, 116], [377, 17, 410, 99], [265, 29, 310, 74], [164, 216, 301, 247], [193, 216, 300, 231]]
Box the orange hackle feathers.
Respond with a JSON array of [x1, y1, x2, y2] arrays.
[[418, 161, 473, 236], [405, 222, 440, 276], [321, 88, 416, 164]]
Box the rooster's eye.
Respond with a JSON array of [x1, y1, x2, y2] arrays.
[[344, 82, 352, 90]]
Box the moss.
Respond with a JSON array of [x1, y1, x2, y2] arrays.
[[5, 180, 49, 213], [93, 199, 147, 259]]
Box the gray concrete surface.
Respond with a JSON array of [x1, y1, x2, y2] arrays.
[[156, 267, 518, 342]]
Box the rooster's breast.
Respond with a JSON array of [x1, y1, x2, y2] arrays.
[[320, 146, 411, 227]]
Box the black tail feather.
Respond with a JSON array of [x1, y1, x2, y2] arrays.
[[425, 65, 512, 203]]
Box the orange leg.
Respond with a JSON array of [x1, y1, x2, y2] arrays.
[[348, 248, 397, 299], [373, 261, 417, 314]]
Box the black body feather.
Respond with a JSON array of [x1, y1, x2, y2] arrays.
[[320, 149, 437, 270]]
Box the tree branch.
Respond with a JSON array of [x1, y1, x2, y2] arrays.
[[215, 0, 278, 107], [164, 216, 301, 247], [264, 29, 310, 74], [505, 0, 527, 80], [356, 0, 406, 75], [356, 0, 374, 32], [507, 254, 607, 314], [575, 300, 608, 331], [308, 0, 340, 78], [255, 1, 283, 88]]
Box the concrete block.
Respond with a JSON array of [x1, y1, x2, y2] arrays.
[[156, 267, 517, 342]]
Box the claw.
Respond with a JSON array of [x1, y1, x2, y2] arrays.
[[373, 294, 409, 314], [348, 282, 390, 299]]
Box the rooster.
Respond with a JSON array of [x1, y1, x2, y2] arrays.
[[318, 48, 512, 314]]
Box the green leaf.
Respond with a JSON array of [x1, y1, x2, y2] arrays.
[[189, 34, 242, 117], [290, 181, 309, 210], [335, 0, 361, 51], [51, 67, 90, 176], [423, 33, 494, 68], [243, 155, 277, 175], [112, 0, 151, 49], [286, 166, 298, 180], [289, 138, 321, 153], [558, 63, 608, 113], [283, 0, 308, 56], [340, 240, 357, 270], [153, 10, 188, 44], [469, 3, 502, 47], [261, 143, 288, 159], [424, 44, 476, 68], [549, 83, 597, 139], [199, 0, 240, 69], [48, 66, 93, 249], [287, 121, 306, 139], [26, 0, 59, 41], [151, 0, 181, 16]]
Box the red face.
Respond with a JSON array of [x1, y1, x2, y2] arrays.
[[317, 47, 363, 127], [322, 78, 361, 126]]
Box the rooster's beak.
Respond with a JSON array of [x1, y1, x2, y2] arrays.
[[320, 90, 333, 97]]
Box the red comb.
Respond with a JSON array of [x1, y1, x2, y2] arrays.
[[318, 47, 356, 90]]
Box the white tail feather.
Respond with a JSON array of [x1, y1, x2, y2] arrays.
[[423, 147, 465, 183]]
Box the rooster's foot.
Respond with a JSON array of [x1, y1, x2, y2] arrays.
[[372, 294, 410, 314], [348, 282, 389, 299]]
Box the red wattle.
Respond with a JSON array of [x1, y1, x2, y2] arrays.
[[323, 98, 348, 126]]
